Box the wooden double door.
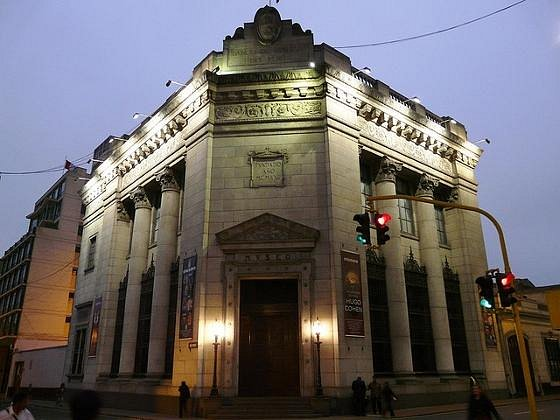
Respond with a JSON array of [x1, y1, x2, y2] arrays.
[[238, 279, 300, 396]]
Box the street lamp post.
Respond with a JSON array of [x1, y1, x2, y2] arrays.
[[312, 318, 324, 396], [210, 320, 224, 397]]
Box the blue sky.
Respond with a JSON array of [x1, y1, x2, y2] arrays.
[[1, 0, 558, 285]]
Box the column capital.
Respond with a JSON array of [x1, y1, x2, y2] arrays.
[[130, 186, 151, 209], [416, 173, 439, 198], [375, 156, 403, 183], [156, 167, 180, 192], [116, 200, 130, 222]]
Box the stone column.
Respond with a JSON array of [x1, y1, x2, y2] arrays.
[[374, 157, 414, 374], [119, 186, 152, 376], [147, 167, 180, 376], [415, 174, 455, 373]]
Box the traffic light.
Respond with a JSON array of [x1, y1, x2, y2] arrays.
[[353, 212, 371, 245], [373, 212, 392, 245], [496, 272, 517, 307], [476, 275, 495, 309]]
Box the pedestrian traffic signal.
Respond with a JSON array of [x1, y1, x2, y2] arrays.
[[476, 275, 495, 309], [373, 212, 392, 245], [496, 272, 517, 307], [353, 212, 371, 245]]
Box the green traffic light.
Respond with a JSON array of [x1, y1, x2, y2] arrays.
[[356, 234, 367, 244], [480, 297, 492, 309]]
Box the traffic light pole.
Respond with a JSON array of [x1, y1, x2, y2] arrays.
[[367, 194, 538, 420]]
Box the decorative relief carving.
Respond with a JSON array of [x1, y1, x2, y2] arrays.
[[248, 147, 288, 188], [416, 173, 439, 197], [116, 200, 130, 222], [156, 167, 180, 192], [448, 187, 460, 202], [375, 156, 403, 183], [255, 6, 282, 45], [215, 100, 322, 122], [130, 187, 151, 209], [404, 248, 426, 274]]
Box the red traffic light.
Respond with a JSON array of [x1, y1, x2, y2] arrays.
[[501, 272, 515, 288], [374, 213, 392, 227]]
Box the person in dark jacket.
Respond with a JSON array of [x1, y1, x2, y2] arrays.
[[382, 382, 397, 417], [367, 378, 382, 414], [178, 381, 191, 418], [468, 385, 501, 420], [351, 376, 367, 416]]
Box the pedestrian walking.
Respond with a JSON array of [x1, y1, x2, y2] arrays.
[[381, 381, 397, 417], [468, 384, 501, 420], [367, 377, 382, 414], [0, 390, 35, 420], [69, 389, 101, 420], [56, 383, 65, 407], [178, 380, 191, 418], [351, 376, 367, 416]]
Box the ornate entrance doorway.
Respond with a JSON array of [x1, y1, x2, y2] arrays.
[[238, 279, 299, 396]]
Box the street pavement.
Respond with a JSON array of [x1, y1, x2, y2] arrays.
[[15, 395, 560, 419]]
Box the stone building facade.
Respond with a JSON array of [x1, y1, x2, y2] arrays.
[[68, 6, 508, 412], [0, 168, 88, 393]]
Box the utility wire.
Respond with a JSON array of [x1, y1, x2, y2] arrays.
[[335, 0, 529, 49], [0, 152, 93, 176]]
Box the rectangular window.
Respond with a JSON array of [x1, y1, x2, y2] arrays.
[[70, 327, 87, 375], [86, 236, 97, 270], [435, 206, 448, 245], [397, 178, 416, 235], [150, 196, 161, 244], [545, 338, 560, 382]]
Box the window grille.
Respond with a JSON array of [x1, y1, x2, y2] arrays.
[[544, 338, 560, 382], [110, 270, 128, 376], [164, 260, 180, 377], [134, 261, 155, 375]]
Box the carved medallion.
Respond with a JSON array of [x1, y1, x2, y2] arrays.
[[254, 6, 282, 45]]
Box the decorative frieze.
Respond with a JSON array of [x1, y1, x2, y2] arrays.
[[215, 100, 322, 122]]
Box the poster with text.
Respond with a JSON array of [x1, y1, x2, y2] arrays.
[[341, 250, 365, 337], [482, 309, 497, 348], [179, 255, 197, 339], [88, 296, 102, 357]]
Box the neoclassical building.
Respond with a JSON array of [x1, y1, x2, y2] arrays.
[[67, 6, 508, 414]]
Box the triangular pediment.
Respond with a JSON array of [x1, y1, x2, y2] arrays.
[[216, 213, 319, 250]]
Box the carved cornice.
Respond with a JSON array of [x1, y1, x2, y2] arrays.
[[130, 187, 151, 210], [156, 167, 180, 192], [375, 156, 403, 183], [82, 90, 208, 205], [215, 99, 323, 122], [416, 173, 439, 198]]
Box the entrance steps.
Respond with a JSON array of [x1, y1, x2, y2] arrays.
[[207, 397, 323, 419]]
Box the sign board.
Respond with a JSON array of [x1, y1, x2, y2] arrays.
[[179, 255, 197, 339], [341, 250, 365, 337], [88, 296, 102, 357]]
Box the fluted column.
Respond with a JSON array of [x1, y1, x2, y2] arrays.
[[147, 167, 180, 376], [374, 157, 413, 374], [119, 186, 152, 376], [415, 174, 455, 373]]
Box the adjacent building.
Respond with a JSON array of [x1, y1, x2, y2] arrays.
[[0, 168, 88, 393], [68, 6, 509, 414]]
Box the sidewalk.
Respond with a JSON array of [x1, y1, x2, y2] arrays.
[[27, 393, 560, 419]]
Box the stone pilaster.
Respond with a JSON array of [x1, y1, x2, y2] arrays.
[[374, 157, 414, 374], [415, 174, 454, 373], [147, 167, 181, 376], [119, 186, 152, 376]]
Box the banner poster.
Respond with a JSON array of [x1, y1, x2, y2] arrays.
[[341, 250, 365, 337], [482, 309, 497, 348], [179, 255, 198, 339], [88, 296, 102, 357]]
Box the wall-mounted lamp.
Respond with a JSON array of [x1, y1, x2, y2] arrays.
[[474, 138, 491, 145], [77, 177, 91, 181], [211, 66, 220, 74], [312, 318, 324, 396], [108, 137, 128, 144], [132, 112, 151, 120], [440, 118, 457, 125], [87, 159, 104, 164], [309, 61, 316, 68], [352, 67, 372, 76], [403, 96, 421, 105], [165, 80, 187, 88]]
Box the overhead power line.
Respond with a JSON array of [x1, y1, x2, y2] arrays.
[[0, 152, 93, 176], [335, 0, 530, 49]]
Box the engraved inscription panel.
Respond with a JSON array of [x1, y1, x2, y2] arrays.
[[248, 148, 288, 188]]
